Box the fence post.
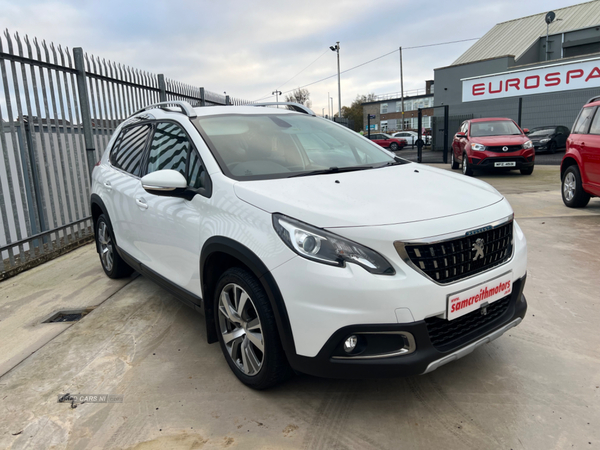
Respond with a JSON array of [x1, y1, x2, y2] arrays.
[[158, 74, 167, 102], [443, 104, 449, 164], [23, 120, 47, 238], [73, 47, 96, 183], [200, 87, 206, 106], [225, 95, 231, 105], [417, 108, 423, 163]]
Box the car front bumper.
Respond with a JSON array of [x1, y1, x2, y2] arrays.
[[471, 155, 535, 170], [287, 275, 527, 379]]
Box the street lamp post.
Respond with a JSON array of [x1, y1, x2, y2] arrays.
[[272, 90, 282, 107], [330, 42, 341, 119], [330, 97, 334, 120]]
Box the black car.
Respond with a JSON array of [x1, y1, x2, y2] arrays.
[[526, 126, 570, 153]]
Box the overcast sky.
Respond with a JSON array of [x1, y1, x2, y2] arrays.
[[1, 0, 589, 115]]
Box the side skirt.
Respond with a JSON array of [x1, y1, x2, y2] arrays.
[[118, 247, 204, 315]]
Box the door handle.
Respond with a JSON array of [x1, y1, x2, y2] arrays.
[[135, 198, 148, 210]]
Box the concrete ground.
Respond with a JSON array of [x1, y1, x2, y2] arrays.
[[0, 165, 599, 450]]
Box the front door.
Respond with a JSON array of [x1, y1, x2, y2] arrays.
[[134, 121, 209, 295]]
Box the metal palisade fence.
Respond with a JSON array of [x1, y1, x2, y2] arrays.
[[0, 29, 249, 280]]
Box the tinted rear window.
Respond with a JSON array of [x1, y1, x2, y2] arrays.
[[111, 125, 151, 176]]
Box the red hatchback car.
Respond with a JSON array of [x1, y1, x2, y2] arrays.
[[367, 133, 407, 151], [560, 97, 600, 207], [451, 118, 535, 176]]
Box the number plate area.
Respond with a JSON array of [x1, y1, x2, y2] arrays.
[[494, 161, 516, 167], [447, 272, 513, 321]]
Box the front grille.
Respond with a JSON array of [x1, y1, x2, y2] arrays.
[[486, 145, 522, 152], [403, 222, 513, 284], [426, 295, 511, 350]]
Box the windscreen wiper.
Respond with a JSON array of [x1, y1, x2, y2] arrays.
[[377, 157, 408, 167], [288, 165, 374, 178]]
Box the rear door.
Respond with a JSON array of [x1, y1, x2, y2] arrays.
[[583, 109, 600, 188], [106, 123, 152, 261], [557, 126, 569, 148]]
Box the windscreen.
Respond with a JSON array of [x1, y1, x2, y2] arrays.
[[193, 113, 397, 180], [527, 128, 554, 136], [470, 120, 522, 137]]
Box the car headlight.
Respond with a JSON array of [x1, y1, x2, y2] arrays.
[[273, 214, 395, 275], [471, 143, 486, 151], [523, 140, 533, 149], [540, 138, 550, 144]]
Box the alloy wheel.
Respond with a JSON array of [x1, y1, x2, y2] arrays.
[[97, 221, 114, 272], [217, 283, 264, 376], [563, 172, 576, 202]]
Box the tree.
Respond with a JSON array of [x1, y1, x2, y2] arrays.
[[285, 88, 311, 108], [341, 93, 376, 132]]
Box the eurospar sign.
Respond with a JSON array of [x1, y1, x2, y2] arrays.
[[462, 57, 600, 102]]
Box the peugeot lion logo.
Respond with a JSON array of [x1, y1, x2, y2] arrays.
[[472, 238, 485, 261], [502, 146, 509, 152]]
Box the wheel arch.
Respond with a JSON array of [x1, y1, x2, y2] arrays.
[[90, 194, 117, 248], [560, 156, 580, 180], [200, 237, 296, 358]]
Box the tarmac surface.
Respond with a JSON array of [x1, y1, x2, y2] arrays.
[[0, 165, 599, 450]]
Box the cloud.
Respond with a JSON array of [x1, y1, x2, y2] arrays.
[[0, 0, 588, 116]]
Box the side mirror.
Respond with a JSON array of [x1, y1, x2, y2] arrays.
[[141, 169, 194, 200], [456, 132, 467, 138], [523, 128, 529, 134]]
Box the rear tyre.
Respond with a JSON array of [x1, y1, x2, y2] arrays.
[[562, 165, 590, 208], [451, 151, 459, 169], [390, 142, 399, 151], [95, 214, 134, 279], [214, 267, 292, 389], [520, 166, 534, 175], [462, 153, 474, 176]]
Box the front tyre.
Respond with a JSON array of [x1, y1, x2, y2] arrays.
[[451, 151, 459, 169], [390, 142, 399, 151], [462, 153, 474, 176], [562, 165, 590, 208], [214, 267, 292, 389], [95, 214, 133, 279]]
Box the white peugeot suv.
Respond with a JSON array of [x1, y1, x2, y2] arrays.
[[91, 101, 527, 389]]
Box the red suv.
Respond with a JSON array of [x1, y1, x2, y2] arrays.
[[561, 97, 600, 207], [451, 118, 535, 176], [367, 133, 407, 151]]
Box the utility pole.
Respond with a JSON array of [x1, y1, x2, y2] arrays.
[[330, 42, 342, 118], [327, 91, 330, 118], [399, 46, 405, 130]]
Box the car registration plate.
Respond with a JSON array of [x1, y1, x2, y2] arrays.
[[494, 161, 516, 167], [447, 272, 513, 321]]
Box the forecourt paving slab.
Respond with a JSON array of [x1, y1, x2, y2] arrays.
[[0, 165, 598, 449]]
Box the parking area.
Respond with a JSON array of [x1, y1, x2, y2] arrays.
[[0, 165, 599, 450], [398, 146, 565, 165]]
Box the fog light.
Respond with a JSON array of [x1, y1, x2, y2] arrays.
[[344, 335, 358, 353]]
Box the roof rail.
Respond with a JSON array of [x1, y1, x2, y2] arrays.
[[132, 101, 197, 119], [587, 96, 600, 105], [252, 102, 316, 116]]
